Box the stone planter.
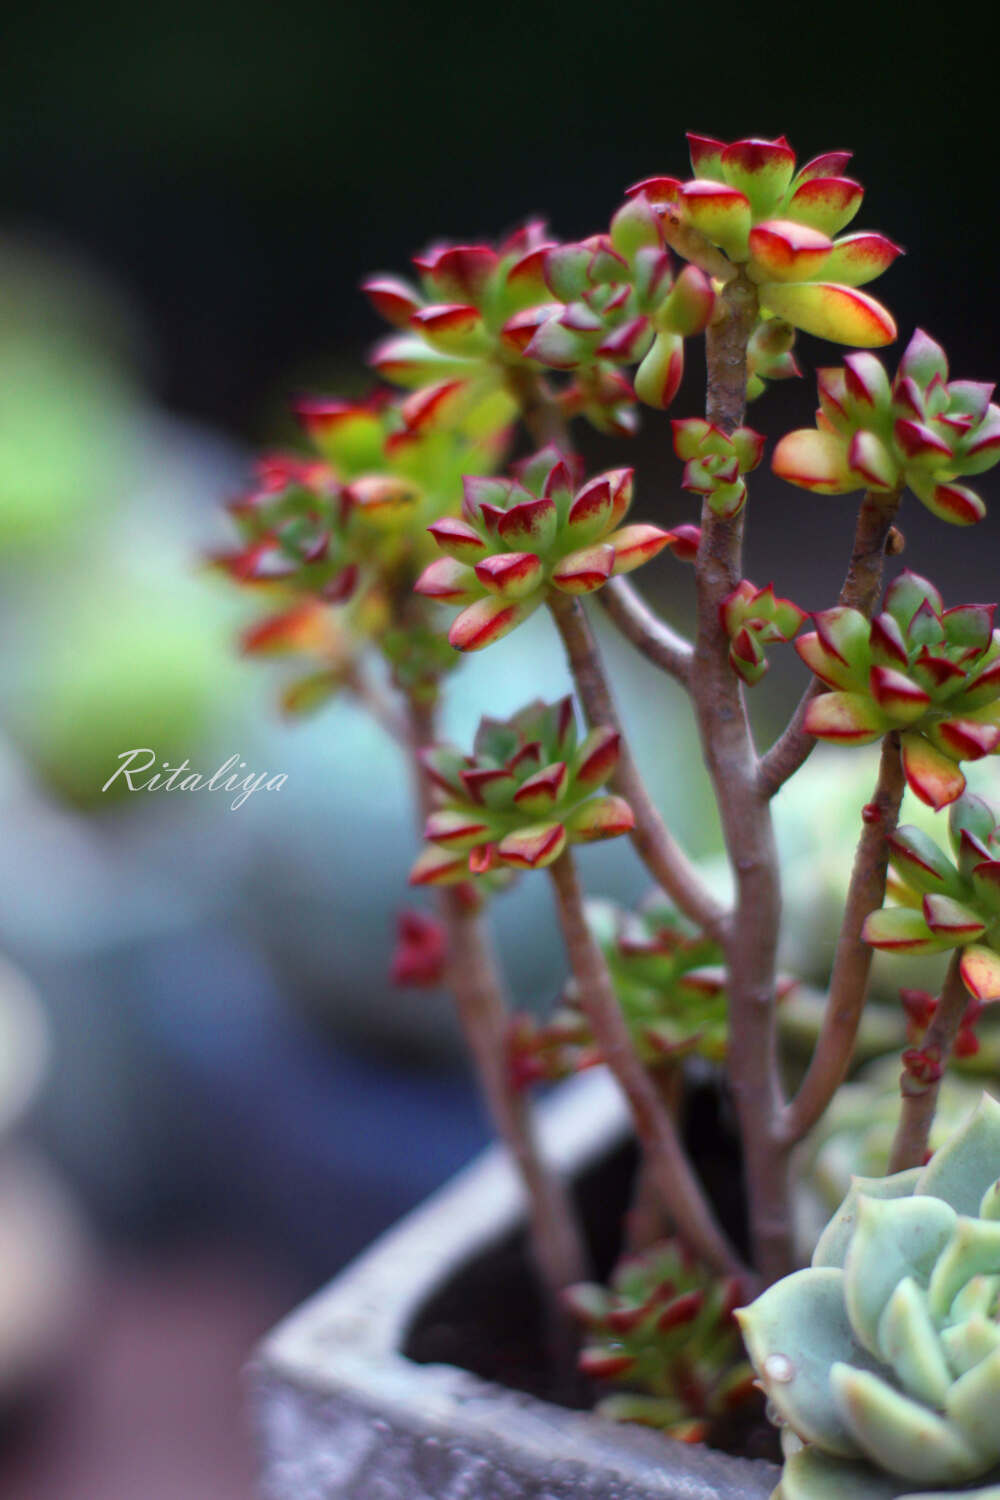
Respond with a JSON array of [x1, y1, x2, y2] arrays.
[[252, 1070, 777, 1500]]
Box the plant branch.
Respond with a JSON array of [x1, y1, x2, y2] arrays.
[[506, 368, 573, 449], [345, 664, 411, 746], [888, 952, 970, 1173], [778, 733, 906, 1146], [547, 590, 728, 943], [548, 849, 747, 1282], [690, 272, 792, 1284], [758, 488, 903, 798], [406, 696, 591, 1303], [597, 577, 693, 687], [659, 208, 737, 283]]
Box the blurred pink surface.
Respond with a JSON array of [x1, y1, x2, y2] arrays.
[[0, 1247, 297, 1500]]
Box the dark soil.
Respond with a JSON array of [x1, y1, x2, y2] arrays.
[[405, 1072, 782, 1464]]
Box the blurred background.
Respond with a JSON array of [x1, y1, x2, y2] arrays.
[[1, 4, 998, 1495]]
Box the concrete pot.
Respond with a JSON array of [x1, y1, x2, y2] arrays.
[[252, 1071, 778, 1500]]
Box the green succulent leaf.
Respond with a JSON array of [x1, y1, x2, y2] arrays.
[[830, 1364, 982, 1484], [918, 1095, 1000, 1216], [843, 1196, 957, 1356], [737, 1268, 882, 1456]]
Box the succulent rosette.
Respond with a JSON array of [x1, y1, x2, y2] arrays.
[[524, 195, 716, 411], [565, 1240, 757, 1443], [862, 793, 1000, 1006], [409, 697, 634, 885], [740, 1095, 1000, 1499], [415, 445, 683, 651], [773, 331, 1000, 525], [720, 579, 806, 685], [219, 389, 511, 599], [795, 572, 1000, 809], [217, 391, 512, 712], [672, 417, 766, 520], [511, 897, 797, 1080], [631, 134, 900, 347], [365, 223, 639, 434]]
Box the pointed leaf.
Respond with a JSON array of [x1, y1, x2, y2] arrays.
[[761, 282, 897, 347], [804, 691, 885, 744], [901, 732, 967, 810]]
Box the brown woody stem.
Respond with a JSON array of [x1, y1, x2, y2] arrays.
[[691, 273, 792, 1284], [779, 733, 906, 1145], [406, 696, 590, 1305], [888, 952, 970, 1173], [547, 591, 728, 943], [758, 488, 903, 798], [548, 849, 746, 1281], [597, 577, 693, 686]]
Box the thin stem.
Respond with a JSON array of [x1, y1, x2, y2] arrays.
[[758, 489, 903, 798], [441, 885, 592, 1298], [659, 209, 737, 283], [779, 733, 906, 1145], [690, 273, 792, 1285], [597, 577, 693, 687], [345, 665, 411, 746], [506, 368, 573, 448], [406, 696, 591, 1304], [888, 952, 969, 1173], [548, 849, 747, 1282], [547, 591, 728, 943]]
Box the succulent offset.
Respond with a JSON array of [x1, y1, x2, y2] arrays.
[[720, 579, 805, 685], [773, 330, 1000, 525], [672, 417, 766, 520], [409, 698, 634, 884], [795, 572, 1000, 809], [632, 133, 900, 347], [415, 444, 682, 650], [863, 792, 1000, 1007], [566, 1239, 758, 1442], [740, 1095, 1000, 1499]]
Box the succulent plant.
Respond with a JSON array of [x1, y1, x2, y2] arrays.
[[566, 1239, 758, 1442], [794, 572, 1000, 809], [510, 897, 800, 1084], [720, 579, 805, 685], [508, 897, 727, 1082], [409, 697, 634, 885], [525, 197, 716, 411], [740, 1094, 1000, 1498], [862, 793, 1000, 1007], [631, 135, 900, 347], [414, 445, 683, 651], [365, 223, 640, 434], [672, 417, 767, 520], [773, 331, 1000, 525]]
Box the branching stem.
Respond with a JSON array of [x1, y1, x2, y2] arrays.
[[689, 273, 792, 1285], [548, 849, 747, 1282], [758, 488, 903, 798], [778, 733, 906, 1146], [888, 952, 970, 1173], [597, 577, 693, 686], [406, 696, 590, 1306], [547, 591, 728, 943]]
